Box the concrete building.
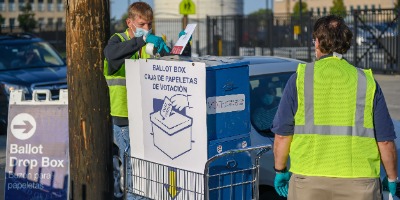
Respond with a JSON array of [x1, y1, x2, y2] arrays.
[[0, 0, 65, 28], [274, 0, 395, 14]]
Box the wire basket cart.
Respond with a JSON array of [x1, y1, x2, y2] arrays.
[[123, 144, 272, 200]]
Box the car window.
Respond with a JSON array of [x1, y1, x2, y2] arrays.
[[0, 41, 64, 70], [250, 72, 294, 134]]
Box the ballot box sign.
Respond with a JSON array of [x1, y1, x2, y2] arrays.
[[126, 59, 207, 174], [5, 103, 69, 200]]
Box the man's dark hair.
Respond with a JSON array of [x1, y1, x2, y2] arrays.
[[313, 15, 353, 54]]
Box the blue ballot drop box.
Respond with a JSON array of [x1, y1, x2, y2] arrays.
[[203, 57, 252, 200], [126, 56, 254, 200]]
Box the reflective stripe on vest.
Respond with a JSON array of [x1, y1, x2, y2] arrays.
[[104, 30, 150, 117], [294, 62, 374, 138], [106, 78, 126, 86]]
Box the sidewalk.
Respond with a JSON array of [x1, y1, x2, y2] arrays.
[[375, 74, 400, 120]]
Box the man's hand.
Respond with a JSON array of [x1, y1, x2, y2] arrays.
[[274, 171, 291, 197], [383, 176, 398, 197], [179, 30, 192, 42], [146, 34, 170, 53]]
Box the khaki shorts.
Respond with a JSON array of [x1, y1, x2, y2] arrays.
[[288, 174, 382, 200]]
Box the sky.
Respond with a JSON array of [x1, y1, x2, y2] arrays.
[[111, 0, 269, 19]]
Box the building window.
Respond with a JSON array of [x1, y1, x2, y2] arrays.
[[47, 0, 53, 11], [38, 17, 44, 29], [38, 0, 44, 11], [18, 0, 24, 11], [323, 7, 327, 15], [29, 0, 35, 11], [364, 5, 368, 10], [371, 5, 375, 11], [57, 17, 63, 27], [357, 5, 361, 10], [0, 0, 4, 12], [317, 7, 320, 15], [9, 18, 15, 27], [48, 18, 53, 27], [57, 0, 63, 11], [9, 0, 16, 12], [350, 6, 354, 12], [310, 7, 314, 13]]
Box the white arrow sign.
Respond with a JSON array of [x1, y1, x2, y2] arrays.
[[10, 113, 36, 140]]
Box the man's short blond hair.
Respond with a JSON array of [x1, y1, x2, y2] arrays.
[[128, 2, 153, 21]]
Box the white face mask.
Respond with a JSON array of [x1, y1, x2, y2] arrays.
[[132, 24, 151, 37]]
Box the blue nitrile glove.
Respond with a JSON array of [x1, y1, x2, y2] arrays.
[[383, 176, 398, 197], [179, 30, 192, 42], [146, 34, 170, 53], [274, 171, 291, 197]]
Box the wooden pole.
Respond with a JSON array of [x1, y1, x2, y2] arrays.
[[182, 14, 188, 30], [66, 0, 113, 199]]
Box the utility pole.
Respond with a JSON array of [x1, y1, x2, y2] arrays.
[[299, 0, 302, 45], [66, 0, 113, 199]]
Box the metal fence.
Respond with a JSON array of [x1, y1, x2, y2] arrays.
[[206, 9, 400, 73], [1, 9, 399, 73]]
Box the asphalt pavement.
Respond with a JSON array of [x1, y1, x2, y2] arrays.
[[0, 74, 398, 198], [375, 74, 400, 120]]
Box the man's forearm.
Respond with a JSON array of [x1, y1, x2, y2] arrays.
[[378, 140, 398, 180], [274, 134, 293, 170]]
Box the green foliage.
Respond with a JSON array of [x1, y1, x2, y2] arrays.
[[17, 2, 37, 32], [248, 8, 273, 18], [111, 12, 129, 33], [292, 2, 308, 16], [395, 0, 400, 9], [330, 0, 346, 16], [122, 12, 129, 22], [0, 14, 5, 24]]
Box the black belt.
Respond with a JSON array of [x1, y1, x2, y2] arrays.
[[112, 116, 129, 126]]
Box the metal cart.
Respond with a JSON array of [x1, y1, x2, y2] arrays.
[[123, 144, 272, 200]]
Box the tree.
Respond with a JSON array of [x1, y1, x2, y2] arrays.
[[111, 12, 129, 34], [17, 2, 36, 32], [292, 1, 308, 17], [0, 14, 4, 25], [66, 0, 113, 199], [0, 14, 4, 33], [395, 0, 400, 9], [248, 8, 273, 18], [330, 0, 347, 16]]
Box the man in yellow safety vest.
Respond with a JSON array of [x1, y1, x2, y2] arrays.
[[272, 15, 398, 200], [103, 2, 170, 199]]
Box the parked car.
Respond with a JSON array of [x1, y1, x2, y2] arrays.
[[0, 33, 67, 134]]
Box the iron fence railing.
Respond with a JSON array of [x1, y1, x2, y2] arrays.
[[2, 9, 398, 73]]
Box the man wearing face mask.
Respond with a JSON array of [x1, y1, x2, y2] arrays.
[[272, 15, 397, 200], [103, 2, 170, 199], [251, 86, 279, 132]]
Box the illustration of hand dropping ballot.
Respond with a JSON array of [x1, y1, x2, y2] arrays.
[[150, 94, 193, 159]]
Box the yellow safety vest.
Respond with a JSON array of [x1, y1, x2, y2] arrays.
[[104, 30, 150, 117], [290, 56, 379, 178]]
